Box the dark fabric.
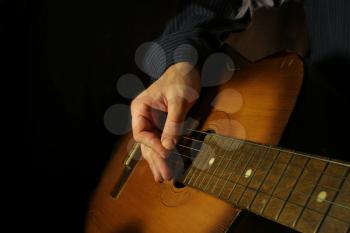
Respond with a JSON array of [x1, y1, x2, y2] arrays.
[[226, 1, 309, 62], [143, 0, 350, 159], [21, 0, 349, 232], [303, 0, 350, 63], [139, 0, 248, 79], [142, 0, 349, 77], [280, 0, 350, 160], [140, 0, 284, 78]]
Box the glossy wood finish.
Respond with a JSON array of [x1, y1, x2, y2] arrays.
[[183, 134, 350, 233], [197, 52, 304, 145], [86, 53, 304, 233]]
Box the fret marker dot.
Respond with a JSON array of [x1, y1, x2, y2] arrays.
[[316, 191, 327, 203], [209, 158, 215, 166], [244, 169, 253, 178]]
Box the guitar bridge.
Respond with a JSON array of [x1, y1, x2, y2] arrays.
[[110, 143, 141, 199]]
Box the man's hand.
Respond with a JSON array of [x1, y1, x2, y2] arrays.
[[131, 62, 201, 183]]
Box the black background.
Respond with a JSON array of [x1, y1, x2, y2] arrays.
[[15, 0, 179, 231], [5, 0, 349, 232]]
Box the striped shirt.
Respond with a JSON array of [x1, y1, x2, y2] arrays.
[[138, 0, 349, 79]]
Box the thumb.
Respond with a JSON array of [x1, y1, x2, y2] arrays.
[[161, 98, 189, 150]]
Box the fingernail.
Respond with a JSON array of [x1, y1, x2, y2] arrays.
[[162, 138, 175, 150]]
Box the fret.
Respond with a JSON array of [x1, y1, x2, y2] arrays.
[[196, 137, 223, 190], [307, 174, 342, 213], [194, 136, 219, 188], [218, 139, 242, 179], [247, 148, 278, 191], [275, 156, 309, 226], [182, 137, 205, 184], [227, 144, 257, 204], [294, 161, 329, 232], [260, 152, 292, 195], [217, 141, 246, 199], [228, 184, 246, 206], [250, 151, 291, 217], [248, 149, 280, 213], [288, 159, 327, 207], [277, 202, 303, 227], [318, 216, 349, 233], [250, 192, 272, 215], [238, 148, 270, 208], [202, 139, 232, 193], [237, 188, 257, 209], [213, 140, 238, 178], [211, 140, 242, 195], [210, 153, 234, 194], [213, 175, 229, 194], [325, 167, 350, 226], [181, 132, 350, 233], [183, 162, 195, 184], [295, 209, 324, 233], [261, 152, 293, 220], [324, 163, 349, 177], [274, 156, 308, 200], [236, 147, 267, 186], [188, 135, 214, 187], [262, 197, 285, 220], [186, 135, 213, 186]]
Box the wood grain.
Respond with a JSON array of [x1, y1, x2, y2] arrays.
[[86, 53, 304, 233]]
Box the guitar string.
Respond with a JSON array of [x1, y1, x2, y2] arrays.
[[190, 136, 222, 190], [209, 140, 238, 194], [292, 162, 329, 228], [224, 141, 258, 201], [314, 166, 350, 233], [200, 138, 243, 193], [165, 138, 350, 211], [202, 139, 234, 192], [170, 146, 349, 198], [138, 143, 350, 227], [179, 129, 350, 181], [197, 138, 234, 190], [235, 145, 277, 210], [184, 163, 350, 225], [187, 135, 214, 186], [187, 128, 350, 168], [182, 159, 350, 215], [168, 148, 350, 214], [274, 157, 310, 222], [138, 129, 350, 211], [175, 142, 348, 194]]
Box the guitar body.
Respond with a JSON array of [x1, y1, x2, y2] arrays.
[[86, 53, 304, 233]]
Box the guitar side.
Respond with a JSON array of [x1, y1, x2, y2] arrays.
[[86, 53, 304, 233]]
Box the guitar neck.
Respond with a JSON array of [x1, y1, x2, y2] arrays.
[[181, 133, 350, 233]]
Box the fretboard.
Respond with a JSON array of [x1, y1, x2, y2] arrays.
[[181, 134, 350, 233]]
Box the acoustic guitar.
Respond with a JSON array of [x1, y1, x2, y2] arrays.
[[86, 52, 350, 233]]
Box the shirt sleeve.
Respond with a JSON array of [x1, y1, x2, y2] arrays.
[[138, 0, 285, 79]]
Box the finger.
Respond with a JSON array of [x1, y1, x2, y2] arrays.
[[141, 144, 172, 182], [161, 98, 188, 150], [134, 127, 168, 158], [131, 102, 168, 158], [141, 144, 163, 183], [150, 150, 172, 181]]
